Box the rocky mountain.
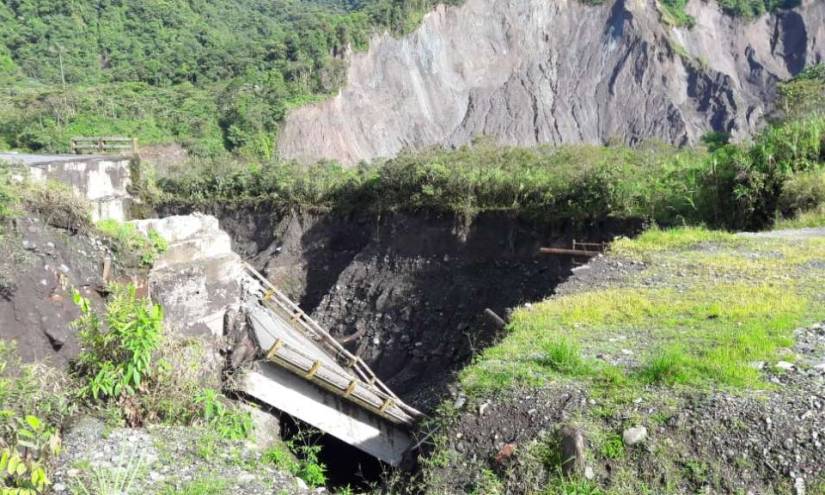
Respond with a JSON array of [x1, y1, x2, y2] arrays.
[[278, 0, 825, 165]]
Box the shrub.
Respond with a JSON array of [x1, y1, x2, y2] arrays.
[[659, 0, 695, 27], [137, 339, 215, 425], [20, 181, 92, 233], [96, 220, 168, 267], [72, 284, 163, 405], [193, 389, 252, 440], [0, 162, 16, 221], [0, 343, 68, 495], [0, 416, 60, 495], [778, 169, 825, 215], [262, 436, 327, 488]]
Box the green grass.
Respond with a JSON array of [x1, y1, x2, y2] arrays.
[[96, 219, 168, 267], [598, 434, 626, 460], [160, 478, 228, 495], [610, 226, 740, 258], [459, 227, 825, 395], [541, 339, 593, 375], [774, 205, 825, 229], [543, 478, 606, 495]]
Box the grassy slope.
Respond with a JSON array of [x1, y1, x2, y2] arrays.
[[461, 227, 825, 395], [430, 226, 825, 494]]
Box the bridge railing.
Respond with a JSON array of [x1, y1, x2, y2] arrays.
[[242, 262, 424, 420], [71, 136, 138, 155]]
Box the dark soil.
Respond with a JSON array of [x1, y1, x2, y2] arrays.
[[0, 216, 113, 365]]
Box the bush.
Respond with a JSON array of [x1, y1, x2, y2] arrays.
[[96, 220, 168, 267], [72, 284, 163, 407], [0, 343, 69, 494], [778, 169, 825, 214], [20, 181, 92, 233], [262, 435, 327, 488], [193, 389, 252, 440], [0, 162, 15, 221]]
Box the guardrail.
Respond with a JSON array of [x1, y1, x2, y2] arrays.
[[71, 136, 138, 155], [243, 262, 424, 423]]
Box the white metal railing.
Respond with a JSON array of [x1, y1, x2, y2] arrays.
[[242, 262, 424, 422]]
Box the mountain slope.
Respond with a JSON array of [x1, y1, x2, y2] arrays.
[[278, 0, 825, 165]]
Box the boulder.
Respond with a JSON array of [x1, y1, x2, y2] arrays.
[[623, 426, 648, 446]]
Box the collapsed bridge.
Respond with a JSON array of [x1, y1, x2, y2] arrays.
[[131, 214, 423, 467], [240, 263, 423, 466]]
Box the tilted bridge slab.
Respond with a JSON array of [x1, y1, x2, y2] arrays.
[[238, 264, 423, 466]]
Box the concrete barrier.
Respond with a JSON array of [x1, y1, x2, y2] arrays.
[[0, 153, 133, 222]]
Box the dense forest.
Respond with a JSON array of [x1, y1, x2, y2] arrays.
[[0, 0, 802, 158], [0, 0, 454, 157]]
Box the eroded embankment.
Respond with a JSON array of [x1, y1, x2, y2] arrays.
[[164, 205, 639, 408]]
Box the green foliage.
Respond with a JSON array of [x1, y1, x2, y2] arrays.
[[0, 344, 67, 495], [658, 0, 797, 27], [470, 468, 504, 495], [778, 169, 825, 215], [774, 204, 825, 229], [777, 64, 825, 120], [70, 453, 142, 495], [659, 0, 695, 27], [262, 437, 327, 488], [598, 434, 626, 460], [158, 142, 710, 226], [262, 443, 301, 474], [0, 416, 59, 495], [0, 162, 15, 221], [96, 220, 167, 267], [716, 0, 800, 18], [72, 284, 164, 403], [0, 0, 456, 157], [193, 390, 252, 441], [158, 114, 825, 231]]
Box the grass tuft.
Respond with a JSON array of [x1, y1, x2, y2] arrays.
[[541, 339, 592, 375]]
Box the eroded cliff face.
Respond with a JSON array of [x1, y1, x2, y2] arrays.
[[278, 0, 825, 165]]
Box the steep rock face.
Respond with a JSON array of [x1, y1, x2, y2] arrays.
[[278, 0, 825, 165]]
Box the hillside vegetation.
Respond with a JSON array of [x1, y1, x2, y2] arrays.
[[0, 0, 453, 158], [149, 64, 824, 231], [0, 0, 801, 159]]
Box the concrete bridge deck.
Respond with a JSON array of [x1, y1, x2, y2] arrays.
[[0, 152, 113, 166], [239, 263, 423, 465]]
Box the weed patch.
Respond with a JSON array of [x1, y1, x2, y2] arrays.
[[96, 220, 168, 267], [262, 433, 327, 488], [0, 343, 70, 495]]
